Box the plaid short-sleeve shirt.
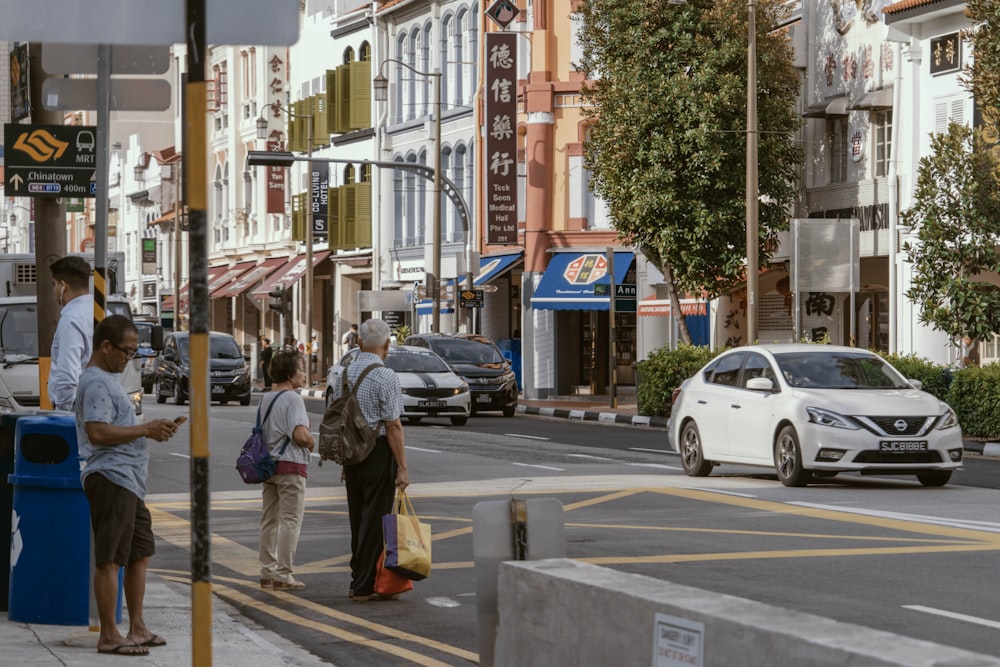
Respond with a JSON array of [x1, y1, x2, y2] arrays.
[[337, 351, 402, 435]]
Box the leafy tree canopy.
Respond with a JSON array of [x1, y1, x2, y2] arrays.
[[902, 123, 1000, 343], [575, 0, 801, 300]]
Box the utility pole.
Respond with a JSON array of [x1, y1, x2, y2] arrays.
[[29, 43, 68, 410]]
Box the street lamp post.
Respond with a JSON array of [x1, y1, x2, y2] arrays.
[[257, 104, 314, 350], [746, 0, 758, 345], [373, 60, 443, 333]]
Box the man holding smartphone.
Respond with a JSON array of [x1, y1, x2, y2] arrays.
[[76, 315, 181, 656]]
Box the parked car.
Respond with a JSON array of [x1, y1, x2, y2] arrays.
[[666, 344, 963, 487], [155, 331, 251, 406], [326, 345, 471, 425], [403, 333, 518, 417], [134, 320, 162, 394]]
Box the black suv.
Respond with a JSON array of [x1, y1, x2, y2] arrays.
[[403, 333, 518, 417], [155, 331, 251, 406]]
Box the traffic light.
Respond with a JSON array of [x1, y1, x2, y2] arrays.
[[268, 287, 287, 313]]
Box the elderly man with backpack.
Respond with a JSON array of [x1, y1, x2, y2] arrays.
[[334, 319, 409, 601]]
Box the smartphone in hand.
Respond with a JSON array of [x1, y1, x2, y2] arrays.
[[174, 416, 188, 425]]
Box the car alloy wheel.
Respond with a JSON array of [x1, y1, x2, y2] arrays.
[[774, 425, 810, 487], [679, 421, 712, 477]]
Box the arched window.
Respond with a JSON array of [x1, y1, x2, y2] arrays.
[[393, 157, 405, 247], [440, 15, 452, 110], [407, 27, 419, 121], [394, 34, 407, 124], [359, 41, 371, 62], [343, 164, 356, 185], [416, 149, 427, 245], [442, 144, 454, 240], [343, 46, 355, 64], [407, 152, 420, 245], [468, 5, 479, 101], [454, 142, 467, 242], [360, 163, 372, 183], [453, 10, 466, 107], [412, 27, 425, 117]]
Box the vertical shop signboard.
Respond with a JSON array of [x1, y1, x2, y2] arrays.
[[265, 48, 288, 214], [310, 160, 328, 241], [484, 32, 518, 245]]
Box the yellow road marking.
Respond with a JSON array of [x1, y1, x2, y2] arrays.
[[157, 573, 474, 666]]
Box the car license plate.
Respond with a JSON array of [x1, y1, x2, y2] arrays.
[[211, 385, 225, 394], [418, 400, 446, 408], [476, 394, 492, 404], [879, 440, 928, 452]]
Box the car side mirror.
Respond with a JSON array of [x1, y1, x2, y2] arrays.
[[907, 378, 923, 390], [746, 377, 775, 392]]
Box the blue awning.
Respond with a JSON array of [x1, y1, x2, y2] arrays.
[[444, 251, 523, 289], [530, 251, 634, 311], [415, 299, 455, 315]]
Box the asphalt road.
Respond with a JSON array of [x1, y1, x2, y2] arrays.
[[142, 396, 1000, 665]]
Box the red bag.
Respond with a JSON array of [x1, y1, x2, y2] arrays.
[[375, 551, 414, 596]]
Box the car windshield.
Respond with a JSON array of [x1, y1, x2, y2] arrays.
[[385, 351, 450, 373], [0, 305, 38, 358], [135, 323, 153, 347], [772, 351, 909, 389], [429, 338, 503, 365], [177, 335, 244, 360]]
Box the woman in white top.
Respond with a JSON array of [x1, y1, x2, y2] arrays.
[[257, 349, 314, 591]]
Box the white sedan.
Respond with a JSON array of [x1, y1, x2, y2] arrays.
[[326, 345, 471, 425], [666, 344, 963, 487]]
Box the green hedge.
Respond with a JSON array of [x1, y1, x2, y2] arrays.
[[947, 364, 1000, 439], [635, 344, 719, 417]]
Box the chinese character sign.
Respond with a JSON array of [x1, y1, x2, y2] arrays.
[[265, 47, 288, 214], [485, 32, 518, 245]]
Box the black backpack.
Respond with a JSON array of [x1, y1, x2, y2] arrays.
[[318, 363, 381, 466]]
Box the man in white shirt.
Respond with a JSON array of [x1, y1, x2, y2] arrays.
[[48, 255, 94, 411]]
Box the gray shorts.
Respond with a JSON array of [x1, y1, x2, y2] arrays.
[[84, 473, 155, 566]]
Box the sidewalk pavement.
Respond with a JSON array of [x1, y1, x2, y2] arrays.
[[1, 576, 332, 666]]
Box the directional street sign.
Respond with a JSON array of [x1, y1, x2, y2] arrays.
[[4, 124, 98, 198], [460, 289, 485, 308], [41, 78, 171, 111]]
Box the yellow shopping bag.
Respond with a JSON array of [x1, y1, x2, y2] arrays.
[[382, 489, 432, 581]]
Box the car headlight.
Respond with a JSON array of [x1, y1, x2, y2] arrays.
[[805, 406, 859, 430], [454, 383, 469, 395], [935, 406, 959, 430]]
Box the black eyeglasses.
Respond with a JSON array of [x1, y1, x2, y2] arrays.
[[113, 343, 138, 360]]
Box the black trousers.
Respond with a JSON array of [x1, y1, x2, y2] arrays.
[[344, 437, 397, 596]]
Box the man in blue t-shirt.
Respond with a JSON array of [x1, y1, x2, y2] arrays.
[[77, 315, 181, 656]]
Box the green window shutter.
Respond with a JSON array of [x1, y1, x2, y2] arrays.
[[312, 95, 329, 147], [338, 64, 352, 134], [327, 188, 341, 250], [354, 181, 372, 248], [292, 193, 307, 242], [325, 70, 338, 137], [349, 60, 371, 129], [338, 183, 357, 248]]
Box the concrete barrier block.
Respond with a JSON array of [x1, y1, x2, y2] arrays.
[[495, 559, 1000, 667]]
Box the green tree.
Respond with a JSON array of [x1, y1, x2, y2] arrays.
[[575, 0, 801, 344], [965, 1, 1000, 118], [902, 122, 1000, 343]]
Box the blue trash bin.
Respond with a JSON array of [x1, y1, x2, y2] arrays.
[[0, 411, 35, 613], [7, 413, 121, 625]]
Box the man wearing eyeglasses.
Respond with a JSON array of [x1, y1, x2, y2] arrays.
[[48, 255, 94, 411], [76, 315, 181, 656]]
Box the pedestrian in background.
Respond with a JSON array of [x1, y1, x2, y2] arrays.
[[258, 349, 315, 591], [260, 337, 274, 390], [309, 333, 319, 385], [49, 255, 94, 411], [337, 319, 409, 601], [77, 315, 181, 656], [341, 323, 359, 356]]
